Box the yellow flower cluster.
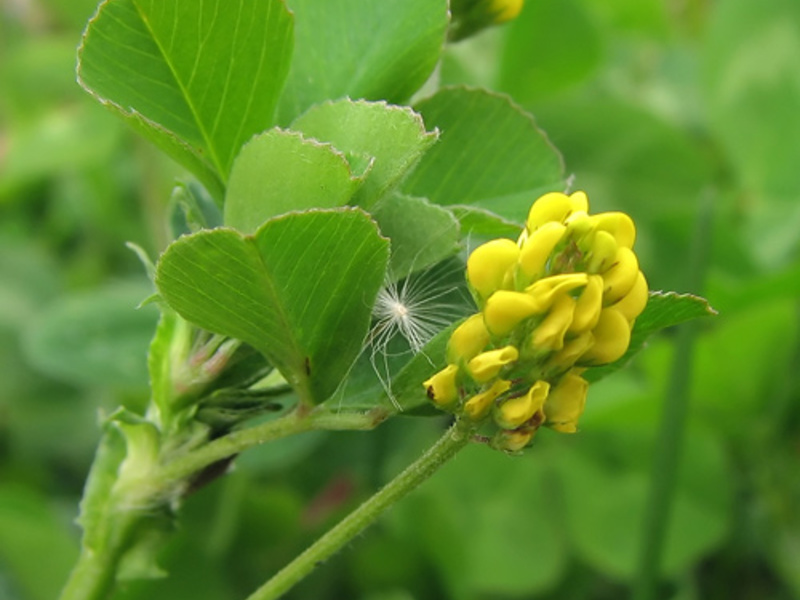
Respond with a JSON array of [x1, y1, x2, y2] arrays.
[[423, 191, 648, 451]]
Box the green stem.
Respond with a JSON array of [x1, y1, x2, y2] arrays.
[[154, 407, 388, 487], [59, 512, 140, 600], [59, 407, 387, 600], [633, 193, 714, 600], [246, 420, 474, 600]]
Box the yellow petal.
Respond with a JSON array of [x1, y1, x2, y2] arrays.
[[544, 371, 588, 433], [593, 211, 636, 248], [525, 192, 573, 231], [525, 273, 588, 309], [467, 238, 519, 299], [531, 293, 575, 351], [586, 230, 618, 274], [545, 330, 594, 372], [468, 346, 519, 382], [447, 314, 491, 363], [569, 275, 603, 333], [423, 365, 460, 407], [518, 222, 566, 279], [463, 379, 511, 421], [564, 210, 596, 241], [602, 246, 639, 304], [610, 270, 649, 322], [579, 308, 631, 365], [568, 190, 589, 213], [484, 291, 543, 337], [495, 380, 550, 429]]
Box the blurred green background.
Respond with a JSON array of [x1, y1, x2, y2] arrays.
[[1, 0, 799, 599]]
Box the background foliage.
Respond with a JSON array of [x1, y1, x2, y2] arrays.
[[1, 1, 799, 599]]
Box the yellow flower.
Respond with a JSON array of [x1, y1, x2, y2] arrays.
[[530, 293, 575, 351], [464, 379, 511, 421], [593, 211, 636, 249], [422, 365, 460, 407], [610, 270, 648, 322], [544, 371, 588, 433], [483, 291, 543, 337], [586, 230, 618, 274], [545, 330, 595, 372], [579, 308, 630, 365], [524, 191, 588, 232], [494, 380, 549, 429], [601, 246, 639, 304], [518, 222, 566, 279], [525, 273, 588, 308], [468, 346, 519, 382], [447, 314, 491, 363], [569, 275, 603, 333], [466, 238, 519, 300]]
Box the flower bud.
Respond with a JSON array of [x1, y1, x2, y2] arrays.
[[569, 275, 603, 333], [484, 291, 543, 337], [492, 428, 535, 453], [447, 314, 491, 363], [468, 346, 519, 382], [467, 238, 519, 300], [611, 270, 648, 322], [494, 380, 549, 429], [464, 379, 511, 421], [423, 365, 460, 407], [586, 230, 618, 274], [544, 371, 588, 433], [579, 308, 631, 365], [530, 293, 575, 351], [602, 246, 639, 304], [518, 222, 566, 279], [593, 211, 636, 248]]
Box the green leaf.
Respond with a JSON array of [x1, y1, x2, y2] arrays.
[[22, 279, 158, 390], [224, 129, 363, 232], [585, 291, 717, 383], [156, 209, 389, 405], [371, 193, 461, 280], [77, 0, 294, 198], [497, 0, 602, 102], [276, 0, 448, 124], [448, 205, 523, 239], [291, 99, 438, 208], [402, 87, 565, 219]]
